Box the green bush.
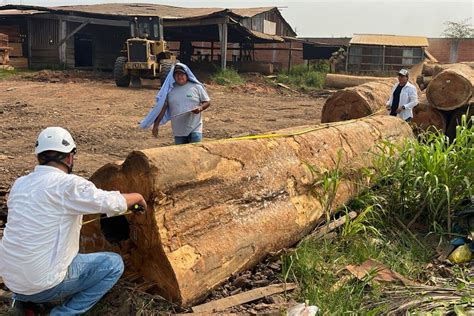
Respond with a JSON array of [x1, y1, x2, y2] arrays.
[[210, 68, 245, 86], [370, 115, 473, 230], [277, 63, 328, 89]]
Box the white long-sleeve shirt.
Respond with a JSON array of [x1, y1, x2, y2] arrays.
[[0, 165, 127, 295], [386, 81, 418, 121]]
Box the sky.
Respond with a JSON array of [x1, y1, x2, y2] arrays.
[[1, 0, 473, 37]]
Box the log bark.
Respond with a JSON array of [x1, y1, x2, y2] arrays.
[[412, 94, 446, 132], [426, 64, 474, 111], [321, 81, 393, 123], [324, 73, 395, 89], [80, 116, 413, 306]]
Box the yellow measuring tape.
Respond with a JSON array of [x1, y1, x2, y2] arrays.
[[82, 210, 133, 226], [211, 109, 387, 143]]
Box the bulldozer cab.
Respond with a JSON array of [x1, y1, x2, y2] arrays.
[[130, 16, 163, 41], [114, 16, 177, 87]]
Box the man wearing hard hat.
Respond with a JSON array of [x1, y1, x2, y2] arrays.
[[386, 68, 418, 122], [0, 127, 147, 315]]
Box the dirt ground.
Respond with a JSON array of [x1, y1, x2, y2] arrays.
[[0, 70, 326, 314], [0, 70, 326, 214]]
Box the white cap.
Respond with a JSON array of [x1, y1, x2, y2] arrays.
[[398, 69, 409, 77], [35, 127, 76, 155]]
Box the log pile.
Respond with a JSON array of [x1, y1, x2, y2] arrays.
[[417, 62, 473, 136], [80, 116, 413, 306], [322, 62, 473, 135]]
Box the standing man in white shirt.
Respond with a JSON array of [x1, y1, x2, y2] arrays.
[[0, 127, 147, 315], [386, 68, 418, 122]]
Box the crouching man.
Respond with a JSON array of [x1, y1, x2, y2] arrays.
[[0, 127, 147, 315]]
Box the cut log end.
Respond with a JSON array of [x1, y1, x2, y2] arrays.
[[321, 91, 373, 122], [427, 71, 473, 111], [321, 81, 393, 123]]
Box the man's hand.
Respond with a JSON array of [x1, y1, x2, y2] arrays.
[[191, 106, 202, 114], [152, 124, 159, 138], [123, 193, 147, 215], [396, 106, 403, 114]]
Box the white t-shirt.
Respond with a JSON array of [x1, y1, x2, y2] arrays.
[[167, 82, 211, 136], [0, 165, 127, 295]]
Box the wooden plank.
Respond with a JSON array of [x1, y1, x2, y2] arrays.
[[192, 283, 297, 313], [218, 22, 228, 70], [305, 211, 358, 241], [57, 22, 88, 47]]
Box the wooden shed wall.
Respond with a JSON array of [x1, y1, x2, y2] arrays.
[[29, 18, 60, 69], [65, 23, 129, 69], [241, 11, 294, 37]]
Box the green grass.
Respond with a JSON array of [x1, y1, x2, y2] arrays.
[[210, 68, 245, 86], [277, 63, 329, 90], [370, 114, 473, 231], [283, 116, 473, 314], [0, 68, 17, 79]]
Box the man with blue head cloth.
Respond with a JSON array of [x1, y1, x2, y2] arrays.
[[140, 63, 211, 144]]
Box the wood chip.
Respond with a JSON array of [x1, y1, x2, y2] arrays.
[[192, 283, 297, 314]]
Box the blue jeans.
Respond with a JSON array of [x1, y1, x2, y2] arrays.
[[13, 252, 124, 315], [174, 132, 202, 145]]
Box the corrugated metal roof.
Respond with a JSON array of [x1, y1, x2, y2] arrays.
[[350, 34, 429, 47], [55, 4, 224, 19], [0, 9, 44, 16], [47, 4, 275, 20]]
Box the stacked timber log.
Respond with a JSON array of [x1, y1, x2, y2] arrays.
[[322, 62, 473, 135], [80, 116, 413, 306], [412, 93, 446, 132], [418, 62, 473, 137], [321, 62, 423, 123], [321, 80, 394, 123], [324, 73, 395, 89]]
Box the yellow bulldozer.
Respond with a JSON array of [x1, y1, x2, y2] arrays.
[[114, 16, 177, 87]]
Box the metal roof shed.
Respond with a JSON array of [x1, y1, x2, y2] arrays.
[[0, 4, 296, 70], [346, 34, 428, 73]]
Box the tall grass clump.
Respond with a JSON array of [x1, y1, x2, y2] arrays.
[[371, 115, 473, 231], [277, 62, 328, 89], [211, 68, 245, 86]]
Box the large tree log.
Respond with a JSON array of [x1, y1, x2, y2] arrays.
[[324, 73, 394, 89], [80, 116, 413, 306], [426, 64, 474, 111], [321, 81, 393, 123], [412, 94, 446, 132]]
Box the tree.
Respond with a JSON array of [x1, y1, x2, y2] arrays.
[[442, 18, 474, 39], [441, 18, 473, 63]]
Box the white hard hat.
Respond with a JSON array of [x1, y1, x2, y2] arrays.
[[35, 127, 76, 155]]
